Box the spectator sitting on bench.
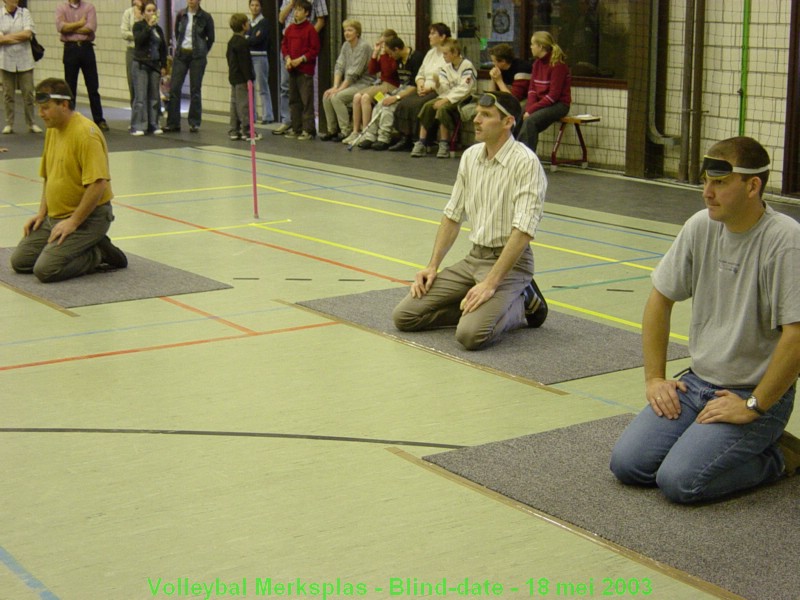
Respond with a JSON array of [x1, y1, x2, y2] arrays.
[[410, 38, 476, 159], [519, 31, 571, 155], [487, 43, 531, 101]]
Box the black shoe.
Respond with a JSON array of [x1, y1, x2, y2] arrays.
[[96, 236, 128, 269], [189, 125, 200, 133], [523, 277, 548, 327], [319, 131, 339, 141], [162, 125, 181, 133], [372, 141, 389, 151], [388, 136, 410, 151], [96, 120, 109, 132], [358, 139, 373, 149]]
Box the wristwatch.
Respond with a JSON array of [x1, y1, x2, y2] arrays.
[[745, 395, 765, 415]]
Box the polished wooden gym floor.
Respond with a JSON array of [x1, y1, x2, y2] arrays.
[[2, 104, 798, 600]]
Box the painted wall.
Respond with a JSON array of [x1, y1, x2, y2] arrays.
[[26, 1, 792, 192]]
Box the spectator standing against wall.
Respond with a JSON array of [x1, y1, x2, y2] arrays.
[[0, 0, 41, 134], [55, 0, 108, 131], [273, 0, 327, 135], [120, 0, 143, 107], [164, 0, 215, 133], [247, 0, 274, 124]]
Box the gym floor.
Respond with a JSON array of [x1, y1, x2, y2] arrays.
[[2, 102, 798, 600]]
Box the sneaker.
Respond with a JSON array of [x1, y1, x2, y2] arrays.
[[779, 431, 800, 476], [372, 141, 389, 151], [388, 136, 411, 151], [229, 132, 242, 140], [130, 129, 145, 136], [523, 278, 548, 328], [162, 125, 181, 133], [410, 141, 426, 157], [246, 133, 263, 141], [296, 131, 315, 141], [358, 139, 373, 150], [437, 141, 450, 158], [96, 236, 128, 269], [272, 123, 291, 135], [284, 129, 299, 139], [2, 125, 12, 134], [153, 128, 163, 135], [97, 120, 110, 132], [342, 131, 359, 144], [318, 130, 339, 141], [29, 124, 43, 133], [189, 125, 200, 133]]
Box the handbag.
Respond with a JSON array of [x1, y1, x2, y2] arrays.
[[30, 34, 45, 62]]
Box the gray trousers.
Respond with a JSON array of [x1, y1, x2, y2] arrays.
[[321, 81, 370, 134], [392, 245, 534, 350], [10, 203, 114, 283], [2, 69, 35, 129], [229, 82, 253, 137]]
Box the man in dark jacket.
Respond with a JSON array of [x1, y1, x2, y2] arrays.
[[164, 0, 214, 132]]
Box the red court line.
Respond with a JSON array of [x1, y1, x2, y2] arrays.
[[0, 321, 338, 372], [114, 201, 410, 285], [0, 169, 40, 183], [159, 296, 257, 334]]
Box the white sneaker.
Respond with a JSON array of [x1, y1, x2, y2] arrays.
[[410, 141, 426, 157], [341, 131, 359, 144], [437, 141, 450, 158], [153, 128, 163, 135], [29, 124, 43, 133], [1, 125, 12, 134], [130, 130, 145, 136]]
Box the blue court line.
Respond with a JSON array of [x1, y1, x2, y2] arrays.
[[134, 148, 681, 250], [0, 546, 60, 599], [538, 255, 660, 274]]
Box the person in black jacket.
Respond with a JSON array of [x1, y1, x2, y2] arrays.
[[247, 0, 274, 124], [226, 13, 259, 141], [164, 0, 214, 132], [130, 0, 167, 135]]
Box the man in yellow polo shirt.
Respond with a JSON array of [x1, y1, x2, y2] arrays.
[[10, 78, 126, 283]]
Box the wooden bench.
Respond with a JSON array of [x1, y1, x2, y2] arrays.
[[550, 115, 601, 171]]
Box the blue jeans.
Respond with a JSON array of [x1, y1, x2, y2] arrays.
[[167, 52, 207, 129], [610, 371, 794, 503], [131, 61, 161, 132], [279, 58, 291, 125], [252, 55, 274, 123]]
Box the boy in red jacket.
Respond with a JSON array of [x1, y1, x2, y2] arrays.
[[279, 0, 320, 140]]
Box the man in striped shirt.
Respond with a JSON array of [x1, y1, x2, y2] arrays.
[[392, 91, 548, 350]]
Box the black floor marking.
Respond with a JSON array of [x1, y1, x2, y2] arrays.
[[1, 428, 465, 449]]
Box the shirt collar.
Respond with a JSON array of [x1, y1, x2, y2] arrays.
[[477, 134, 517, 166]]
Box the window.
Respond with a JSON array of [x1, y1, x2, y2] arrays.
[[457, 0, 630, 83]]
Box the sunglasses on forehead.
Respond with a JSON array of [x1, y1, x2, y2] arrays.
[[478, 93, 514, 119], [701, 155, 770, 180], [35, 92, 72, 104]]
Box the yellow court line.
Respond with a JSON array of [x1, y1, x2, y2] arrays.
[[256, 183, 658, 272], [257, 183, 443, 226], [549, 298, 688, 341], [251, 223, 425, 269], [115, 185, 252, 199], [532, 241, 656, 271], [112, 220, 291, 241]]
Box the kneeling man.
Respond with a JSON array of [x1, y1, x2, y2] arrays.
[[11, 78, 126, 283], [392, 91, 548, 350], [610, 136, 800, 503]]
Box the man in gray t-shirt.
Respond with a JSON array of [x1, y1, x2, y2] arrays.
[[610, 136, 800, 504]]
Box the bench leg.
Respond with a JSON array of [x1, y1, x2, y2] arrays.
[[574, 124, 589, 167], [550, 122, 568, 167]]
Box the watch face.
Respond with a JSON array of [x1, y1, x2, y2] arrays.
[[492, 10, 511, 34]]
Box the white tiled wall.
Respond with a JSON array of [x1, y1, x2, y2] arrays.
[[28, 1, 793, 191]]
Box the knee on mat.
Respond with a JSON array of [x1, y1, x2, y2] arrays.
[[455, 327, 490, 351], [655, 463, 701, 504], [609, 449, 656, 487], [392, 305, 420, 332], [33, 261, 65, 283]]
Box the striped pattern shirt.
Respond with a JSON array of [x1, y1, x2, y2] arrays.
[[444, 136, 546, 247]]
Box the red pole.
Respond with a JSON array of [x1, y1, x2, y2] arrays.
[[248, 80, 259, 219]]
